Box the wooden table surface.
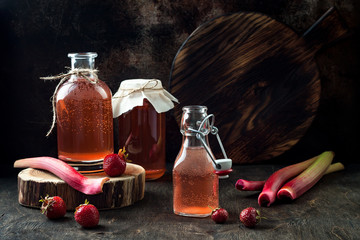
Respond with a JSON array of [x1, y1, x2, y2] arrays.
[[1, 164, 359, 239]]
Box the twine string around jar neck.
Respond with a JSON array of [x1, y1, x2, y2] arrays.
[[112, 79, 161, 99], [40, 68, 100, 137], [41, 67, 99, 84]]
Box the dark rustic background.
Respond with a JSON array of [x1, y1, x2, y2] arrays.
[[1, 0, 359, 177]]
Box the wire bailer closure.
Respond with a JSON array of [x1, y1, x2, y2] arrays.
[[187, 114, 232, 174]]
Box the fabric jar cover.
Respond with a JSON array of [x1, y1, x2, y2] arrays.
[[112, 79, 179, 118]]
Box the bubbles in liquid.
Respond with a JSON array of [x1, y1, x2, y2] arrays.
[[56, 79, 113, 161], [173, 147, 219, 217], [118, 100, 166, 180]]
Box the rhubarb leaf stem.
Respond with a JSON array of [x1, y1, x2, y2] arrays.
[[325, 162, 344, 174], [235, 162, 344, 192], [235, 179, 265, 191], [258, 155, 318, 207], [14, 157, 109, 195], [277, 151, 334, 201]]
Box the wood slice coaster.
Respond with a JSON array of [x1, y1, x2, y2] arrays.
[[17, 163, 145, 211]]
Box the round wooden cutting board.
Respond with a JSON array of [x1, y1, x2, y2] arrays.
[[17, 163, 145, 211], [170, 9, 348, 163]]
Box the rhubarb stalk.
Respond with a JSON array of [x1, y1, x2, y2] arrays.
[[325, 162, 344, 174], [235, 179, 265, 191], [258, 155, 319, 207], [235, 162, 344, 192], [14, 157, 109, 195], [277, 151, 334, 201]]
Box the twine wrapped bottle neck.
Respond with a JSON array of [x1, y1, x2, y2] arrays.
[[40, 68, 100, 137], [40, 52, 101, 137]]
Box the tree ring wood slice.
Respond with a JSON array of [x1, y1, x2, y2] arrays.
[[17, 163, 145, 210]]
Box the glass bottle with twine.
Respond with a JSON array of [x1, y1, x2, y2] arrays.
[[41, 52, 113, 173]]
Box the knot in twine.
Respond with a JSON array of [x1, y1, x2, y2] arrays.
[[40, 68, 99, 136], [112, 79, 160, 99]]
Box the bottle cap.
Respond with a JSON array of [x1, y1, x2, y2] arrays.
[[214, 159, 233, 179]]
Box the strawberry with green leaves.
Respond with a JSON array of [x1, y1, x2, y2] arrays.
[[74, 199, 99, 228], [40, 195, 66, 219], [103, 147, 129, 177], [240, 207, 265, 228], [211, 208, 229, 224]]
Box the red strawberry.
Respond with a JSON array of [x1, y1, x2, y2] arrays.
[[211, 208, 229, 224], [240, 207, 263, 228], [103, 148, 128, 177], [74, 199, 99, 228], [40, 195, 66, 219]]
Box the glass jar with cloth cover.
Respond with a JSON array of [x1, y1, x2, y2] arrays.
[[112, 79, 178, 180]]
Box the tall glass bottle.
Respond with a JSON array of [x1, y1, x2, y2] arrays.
[[173, 106, 219, 217], [55, 52, 114, 173]]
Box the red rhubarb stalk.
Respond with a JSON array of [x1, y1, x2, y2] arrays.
[[235, 179, 265, 191], [235, 162, 344, 192], [14, 157, 109, 195], [258, 155, 319, 207], [277, 151, 334, 201]]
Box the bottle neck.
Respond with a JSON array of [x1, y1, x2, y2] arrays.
[[68, 52, 98, 70], [67, 53, 98, 81], [70, 57, 95, 70], [182, 133, 210, 148]]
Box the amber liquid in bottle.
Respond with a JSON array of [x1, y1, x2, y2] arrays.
[[56, 53, 113, 173], [57, 78, 113, 161], [173, 147, 219, 216], [173, 106, 219, 217], [119, 99, 166, 180]]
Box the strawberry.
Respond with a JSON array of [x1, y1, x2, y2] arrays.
[[74, 199, 99, 228], [240, 207, 263, 228], [211, 208, 229, 224], [103, 147, 128, 177], [40, 195, 66, 219]]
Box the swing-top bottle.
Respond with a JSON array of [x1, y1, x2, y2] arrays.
[[173, 106, 219, 217]]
